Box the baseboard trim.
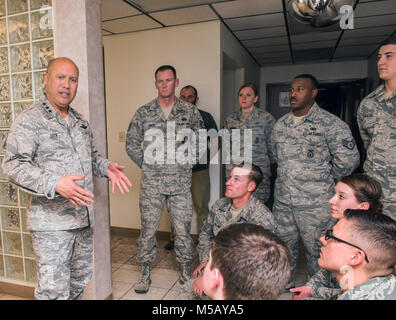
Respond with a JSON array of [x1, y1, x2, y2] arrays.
[[0, 277, 35, 299]]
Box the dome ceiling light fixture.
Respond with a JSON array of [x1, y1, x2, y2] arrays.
[[288, 0, 354, 28]]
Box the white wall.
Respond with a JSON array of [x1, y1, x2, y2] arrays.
[[103, 21, 221, 233], [260, 60, 368, 107]]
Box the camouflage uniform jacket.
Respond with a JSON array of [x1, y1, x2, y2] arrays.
[[125, 97, 204, 194], [224, 107, 276, 179], [271, 102, 360, 206], [306, 268, 341, 300], [2, 95, 111, 231], [338, 274, 396, 300], [196, 195, 277, 263], [357, 84, 396, 213]]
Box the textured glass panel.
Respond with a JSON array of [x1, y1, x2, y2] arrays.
[[34, 71, 45, 97], [32, 40, 53, 70], [1, 207, 20, 231], [19, 190, 30, 207], [8, 14, 29, 44], [0, 75, 10, 101], [0, 155, 4, 179], [0, 181, 18, 205], [13, 101, 31, 118], [0, 47, 8, 74], [22, 233, 33, 258], [31, 10, 52, 40], [24, 258, 36, 282], [0, 0, 5, 17], [0, 255, 3, 276], [12, 73, 32, 100], [8, 13, 29, 44], [7, 0, 28, 15], [3, 232, 22, 255], [0, 18, 6, 45], [0, 103, 11, 127], [21, 208, 27, 232], [30, 0, 52, 11], [10, 44, 31, 72], [4, 255, 24, 280], [0, 130, 7, 154]]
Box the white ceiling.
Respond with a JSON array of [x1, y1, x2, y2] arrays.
[[101, 0, 396, 66]]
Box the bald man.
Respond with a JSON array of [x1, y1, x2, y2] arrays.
[[2, 57, 131, 300]]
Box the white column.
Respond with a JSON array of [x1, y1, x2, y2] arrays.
[[53, 0, 112, 300]]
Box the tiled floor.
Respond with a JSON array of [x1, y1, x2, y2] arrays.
[[0, 232, 308, 300], [110, 232, 308, 300]]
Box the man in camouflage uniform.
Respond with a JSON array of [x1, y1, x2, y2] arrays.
[[357, 36, 396, 219], [224, 83, 275, 204], [126, 65, 205, 293], [177, 163, 276, 299], [318, 210, 396, 300], [165, 85, 218, 250], [271, 74, 359, 288], [2, 57, 131, 300]]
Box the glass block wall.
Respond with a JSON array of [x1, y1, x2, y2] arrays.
[[0, 0, 53, 283]]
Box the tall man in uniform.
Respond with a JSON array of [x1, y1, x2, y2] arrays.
[[126, 66, 205, 293], [357, 36, 396, 220], [271, 74, 360, 289], [2, 57, 132, 300], [165, 85, 218, 250]]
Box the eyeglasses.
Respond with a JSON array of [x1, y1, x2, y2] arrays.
[[324, 229, 369, 263]]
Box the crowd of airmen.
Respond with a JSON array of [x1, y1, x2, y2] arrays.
[[1, 36, 395, 300]]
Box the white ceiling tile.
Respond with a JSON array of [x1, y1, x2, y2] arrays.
[[225, 13, 285, 30], [256, 51, 292, 59], [259, 57, 292, 65], [102, 15, 162, 33], [339, 35, 383, 47], [151, 6, 218, 26], [293, 39, 338, 50], [130, 0, 227, 12], [355, 0, 396, 17], [291, 31, 340, 43], [101, 0, 140, 21], [234, 26, 287, 40], [334, 44, 378, 58], [342, 25, 396, 39], [243, 36, 289, 48], [354, 14, 396, 28], [249, 44, 290, 54], [212, 0, 283, 18]]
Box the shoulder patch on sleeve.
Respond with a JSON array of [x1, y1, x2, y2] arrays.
[[342, 138, 356, 150]]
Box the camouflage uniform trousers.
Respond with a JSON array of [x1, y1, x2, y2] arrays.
[[138, 186, 194, 265], [30, 226, 93, 300], [169, 168, 211, 242], [273, 200, 335, 287]]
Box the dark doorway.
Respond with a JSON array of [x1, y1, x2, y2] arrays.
[[266, 78, 369, 173]]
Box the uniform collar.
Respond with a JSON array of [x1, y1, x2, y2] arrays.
[[225, 194, 257, 219], [236, 106, 258, 121], [283, 102, 320, 126], [40, 94, 83, 126], [371, 83, 396, 102], [153, 96, 185, 120]]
